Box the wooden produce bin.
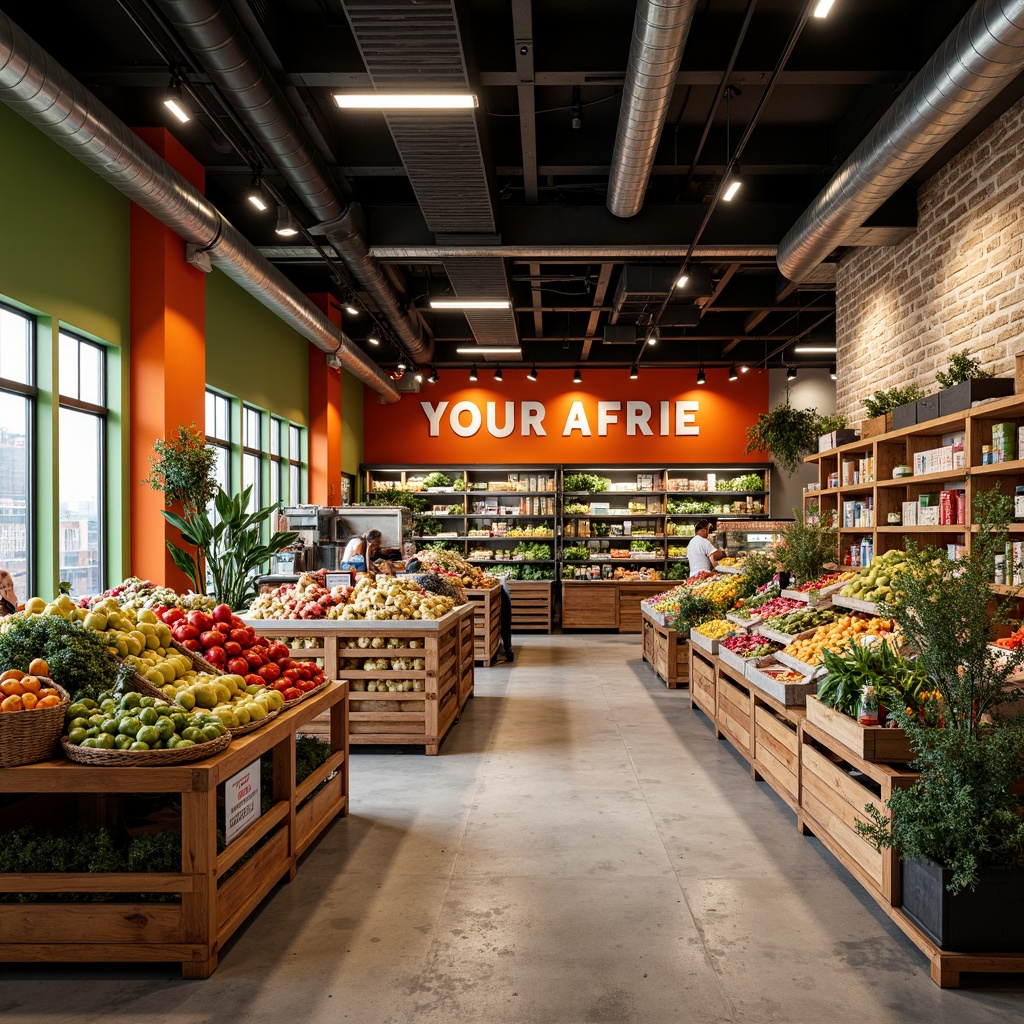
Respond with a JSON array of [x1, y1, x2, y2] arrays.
[[562, 580, 669, 632], [715, 661, 754, 764], [0, 683, 348, 978], [508, 579, 554, 633], [689, 647, 717, 721], [641, 606, 689, 688], [465, 584, 502, 664], [749, 687, 804, 815], [618, 581, 673, 633], [242, 606, 475, 755], [805, 695, 913, 763]]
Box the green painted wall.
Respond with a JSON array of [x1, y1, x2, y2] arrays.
[[341, 374, 364, 483], [0, 105, 131, 592], [205, 268, 309, 425]]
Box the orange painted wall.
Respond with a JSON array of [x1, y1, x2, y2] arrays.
[[363, 367, 768, 464], [129, 129, 206, 590], [306, 293, 342, 505]]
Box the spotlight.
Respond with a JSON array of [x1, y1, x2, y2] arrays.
[[728, 365, 738, 381], [494, 365, 503, 382], [527, 365, 538, 381], [469, 364, 478, 382], [573, 367, 582, 384], [675, 273, 689, 288], [275, 206, 299, 237], [740, 364, 750, 373], [646, 327, 659, 346], [414, 368, 423, 383], [397, 356, 408, 373], [629, 364, 639, 380], [787, 366, 798, 381], [366, 331, 380, 346], [343, 296, 360, 316], [245, 175, 268, 212], [428, 367, 439, 384], [830, 364, 837, 380], [162, 76, 191, 123], [696, 366, 706, 385]]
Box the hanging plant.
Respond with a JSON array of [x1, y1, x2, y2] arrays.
[[745, 403, 844, 475]]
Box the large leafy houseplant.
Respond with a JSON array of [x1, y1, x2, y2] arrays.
[[162, 485, 297, 610], [745, 402, 845, 475], [145, 424, 218, 519], [857, 491, 1024, 893], [774, 503, 837, 585]]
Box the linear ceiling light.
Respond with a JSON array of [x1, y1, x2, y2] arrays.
[[162, 78, 191, 123], [573, 367, 582, 384], [527, 365, 538, 381], [334, 93, 479, 109], [274, 206, 299, 237], [455, 346, 522, 356], [245, 175, 268, 212], [469, 364, 478, 382], [431, 299, 510, 310], [812, 0, 837, 18], [792, 345, 837, 354]]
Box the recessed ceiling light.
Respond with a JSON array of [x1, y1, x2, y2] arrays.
[[334, 93, 478, 110], [431, 300, 511, 310]]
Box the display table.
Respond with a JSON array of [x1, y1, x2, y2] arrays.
[[465, 585, 502, 664], [240, 604, 475, 754], [0, 682, 348, 978], [508, 579, 555, 633], [561, 580, 668, 632], [640, 606, 688, 688]]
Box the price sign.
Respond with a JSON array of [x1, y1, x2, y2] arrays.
[[224, 758, 261, 845]]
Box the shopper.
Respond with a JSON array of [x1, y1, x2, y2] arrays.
[[341, 529, 394, 574], [0, 570, 17, 617], [687, 519, 726, 576], [499, 576, 514, 663], [401, 540, 422, 573]]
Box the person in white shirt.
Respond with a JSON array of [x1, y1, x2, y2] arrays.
[[687, 519, 726, 576]]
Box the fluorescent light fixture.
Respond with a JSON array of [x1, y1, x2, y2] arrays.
[[728, 365, 738, 381], [696, 366, 706, 386], [722, 178, 742, 202], [469, 365, 478, 382], [334, 93, 478, 110], [494, 365, 503, 382], [527, 365, 538, 381], [455, 346, 522, 356], [793, 345, 837, 354], [830, 364, 837, 380], [675, 273, 689, 288], [787, 366, 798, 381], [813, 0, 837, 18], [366, 331, 380, 346], [573, 367, 582, 384], [431, 299, 510, 310], [163, 80, 191, 124], [245, 176, 268, 212], [275, 207, 299, 237], [629, 365, 639, 380]]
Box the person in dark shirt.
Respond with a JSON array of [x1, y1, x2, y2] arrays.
[[499, 576, 514, 663]]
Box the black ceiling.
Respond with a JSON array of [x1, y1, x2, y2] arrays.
[[3, 0, 1018, 376]]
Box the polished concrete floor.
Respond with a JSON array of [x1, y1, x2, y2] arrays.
[[3, 633, 1024, 1022]]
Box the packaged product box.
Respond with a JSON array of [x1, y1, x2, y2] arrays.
[[919, 506, 940, 526], [991, 422, 1016, 463], [918, 491, 940, 507], [902, 501, 919, 526]]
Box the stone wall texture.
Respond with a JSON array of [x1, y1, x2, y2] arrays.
[[836, 95, 1024, 422]]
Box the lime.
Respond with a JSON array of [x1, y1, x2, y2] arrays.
[[166, 735, 180, 748], [67, 727, 87, 744], [156, 717, 175, 741], [68, 716, 90, 732], [176, 738, 195, 748], [139, 706, 158, 726], [95, 733, 116, 750], [170, 713, 189, 732], [182, 726, 203, 742], [101, 718, 120, 736], [67, 702, 91, 719], [81, 738, 98, 748], [201, 724, 223, 741], [81, 697, 99, 710], [86, 726, 100, 738], [118, 716, 142, 737], [136, 725, 161, 746], [139, 695, 157, 708], [120, 692, 142, 710], [114, 734, 133, 750], [129, 741, 150, 751]]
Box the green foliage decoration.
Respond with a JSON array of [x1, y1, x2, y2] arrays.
[[145, 424, 218, 519], [862, 384, 924, 419], [936, 348, 993, 389], [774, 504, 837, 585], [745, 403, 844, 475]]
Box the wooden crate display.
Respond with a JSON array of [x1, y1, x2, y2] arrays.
[[508, 579, 554, 633], [0, 683, 348, 979], [239, 606, 475, 755], [689, 647, 716, 721], [805, 695, 913, 763], [641, 607, 688, 689], [751, 690, 804, 814], [465, 585, 502, 663], [561, 581, 618, 629], [715, 662, 754, 763], [618, 582, 672, 633]]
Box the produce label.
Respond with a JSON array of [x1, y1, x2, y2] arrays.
[[225, 759, 262, 845]]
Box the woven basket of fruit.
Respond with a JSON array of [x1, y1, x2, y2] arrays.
[[0, 664, 70, 768], [61, 730, 230, 766]]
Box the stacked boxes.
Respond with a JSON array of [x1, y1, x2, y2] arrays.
[[990, 423, 1016, 464]]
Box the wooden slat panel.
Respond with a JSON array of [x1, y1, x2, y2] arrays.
[[0, 903, 184, 944], [216, 829, 290, 948], [0, 872, 192, 894], [0, 942, 204, 963]]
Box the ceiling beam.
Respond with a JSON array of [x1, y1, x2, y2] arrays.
[[511, 0, 539, 204], [697, 263, 739, 318], [528, 262, 544, 336], [582, 262, 613, 361]]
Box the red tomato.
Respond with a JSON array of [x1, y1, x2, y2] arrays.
[[298, 662, 315, 680], [253, 635, 269, 648], [214, 622, 231, 635], [297, 679, 318, 692], [281, 687, 302, 702], [227, 657, 250, 676], [161, 607, 184, 625], [204, 645, 228, 668], [228, 628, 250, 645], [173, 622, 200, 642], [244, 673, 264, 688], [257, 662, 281, 682], [223, 641, 242, 657], [244, 648, 265, 668], [272, 679, 291, 692], [180, 638, 202, 652], [282, 666, 302, 681], [199, 630, 224, 649], [187, 610, 212, 632], [267, 642, 290, 664], [212, 603, 233, 624]]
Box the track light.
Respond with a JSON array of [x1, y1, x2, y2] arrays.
[[813, 0, 837, 17], [366, 330, 380, 346], [469, 364, 478, 382], [162, 76, 191, 123], [629, 364, 639, 380], [787, 366, 798, 381], [696, 366, 706, 386], [728, 365, 738, 381], [428, 367, 439, 384], [740, 364, 750, 373], [830, 364, 837, 380], [245, 174, 268, 212], [573, 367, 582, 384], [646, 327, 659, 346], [397, 356, 408, 373], [722, 175, 742, 202], [343, 296, 360, 316], [527, 365, 538, 381], [570, 85, 583, 130], [414, 368, 423, 383], [675, 273, 689, 288], [275, 206, 299, 237], [494, 365, 503, 382]]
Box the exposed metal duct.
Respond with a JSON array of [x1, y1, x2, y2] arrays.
[[0, 10, 400, 403], [607, 0, 697, 218], [778, 0, 1024, 282], [154, 0, 432, 364]]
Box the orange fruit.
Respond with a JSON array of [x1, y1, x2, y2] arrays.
[[35, 695, 61, 709], [20, 692, 38, 710], [0, 694, 23, 712]]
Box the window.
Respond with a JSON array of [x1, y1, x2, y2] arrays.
[[288, 424, 303, 505], [58, 331, 106, 596], [0, 304, 34, 600], [242, 405, 262, 513], [205, 390, 231, 498], [269, 416, 284, 508]]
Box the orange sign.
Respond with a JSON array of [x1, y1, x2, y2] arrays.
[[363, 367, 768, 464]]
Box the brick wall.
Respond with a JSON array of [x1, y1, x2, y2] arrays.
[[836, 95, 1024, 422]]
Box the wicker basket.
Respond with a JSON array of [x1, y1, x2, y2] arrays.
[[0, 679, 71, 768], [60, 729, 230, 766], [169, 639, 223, 675], [228, 708, 280, 737], [279, 679, 330, 710]]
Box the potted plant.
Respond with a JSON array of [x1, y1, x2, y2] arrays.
[[857, 491, 1024, 949], [936, 348, 1013, 416], [773, 503, 837, 586], [862, 384, 925, 434], [744, 403, 845, 475]]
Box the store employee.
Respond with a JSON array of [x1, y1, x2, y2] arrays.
[[687, 519, 726, 576]]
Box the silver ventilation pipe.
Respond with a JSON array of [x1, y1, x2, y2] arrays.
[[154, 0, 432, 364], [778, 0, 1024, 282], [607, 0, 696, 218], [0, 10, 399, 402]]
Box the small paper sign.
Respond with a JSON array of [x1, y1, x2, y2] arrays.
[[224, 758, 261, 845]]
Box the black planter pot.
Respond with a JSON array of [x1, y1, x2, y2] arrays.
[[901, 857, 1024, 951], [937, 377, 1014, 417]]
